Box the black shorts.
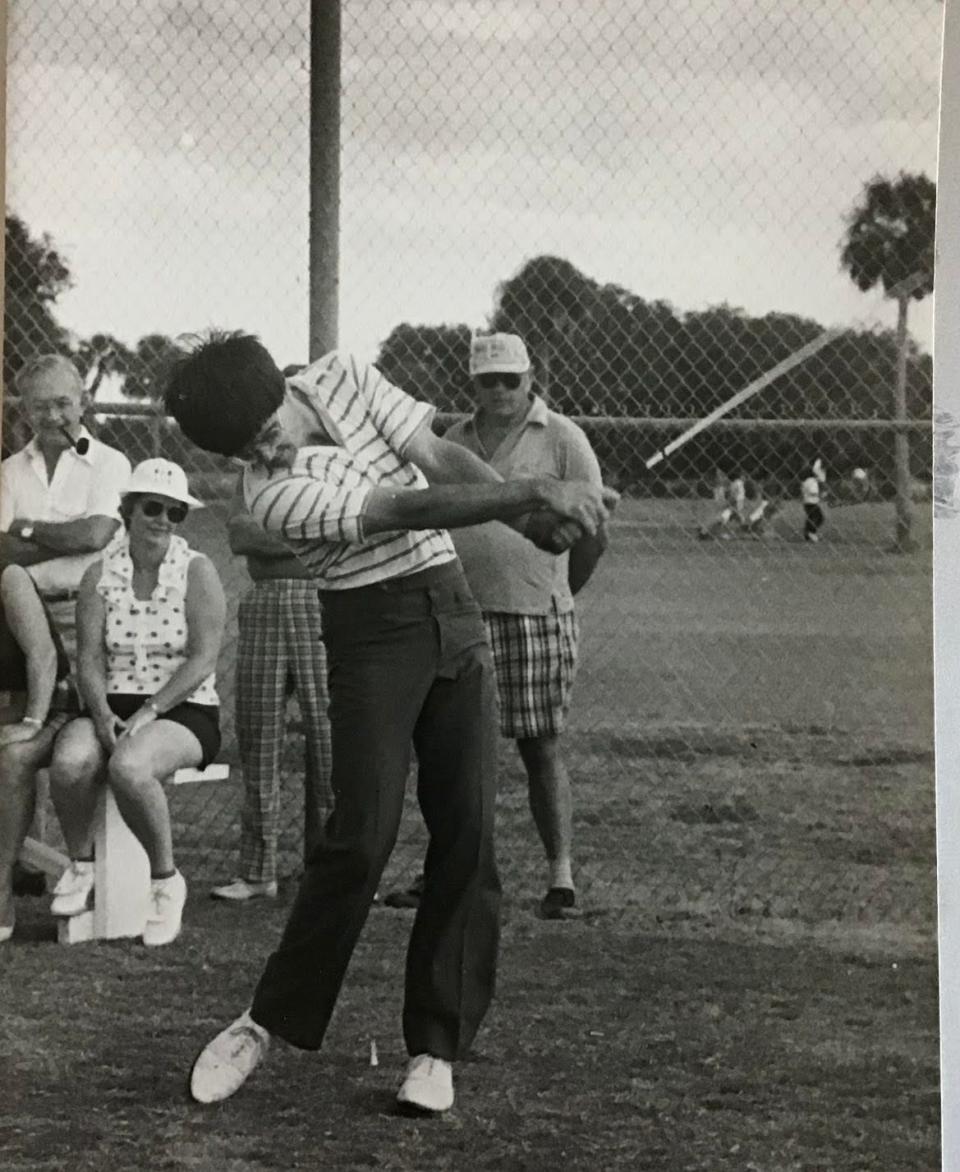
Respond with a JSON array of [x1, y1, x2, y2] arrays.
[[107, 694, 221, 768]]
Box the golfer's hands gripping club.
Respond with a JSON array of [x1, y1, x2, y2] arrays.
[[525, 482, 619, 553]]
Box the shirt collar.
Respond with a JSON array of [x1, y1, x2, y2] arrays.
[[25, 426, 95, 467]]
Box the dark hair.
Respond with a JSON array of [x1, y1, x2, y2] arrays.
[[164, 330, 285, 457], [119, 493, 143, 529]]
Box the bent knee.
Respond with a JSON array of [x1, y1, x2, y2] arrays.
[[0, 742, 45, 786], [107, 749, 154, 794], [50, 739, 102, 787]]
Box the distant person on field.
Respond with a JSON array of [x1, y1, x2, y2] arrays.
[[0, 355, 132, 665], [801, 458, 827, 543], [741, 478, 780, 538], [393, 332, 607, 921], [698, 467, 746, 540], [210, 476, 332, 902], [48, 459, 226, 947], [0, 565, 80, 942]]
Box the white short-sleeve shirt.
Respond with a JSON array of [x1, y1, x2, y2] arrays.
[[0, 430, 132, 594]]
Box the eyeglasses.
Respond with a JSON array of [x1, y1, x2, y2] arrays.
[[140, 499, 189, 524], [476, 372, 523, 390]]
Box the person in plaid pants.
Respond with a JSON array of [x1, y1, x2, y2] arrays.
[[211, 495, 332, 900]]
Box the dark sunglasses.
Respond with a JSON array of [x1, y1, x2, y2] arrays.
[[140, 499, 188, 524], [476, 372, 523, 390]]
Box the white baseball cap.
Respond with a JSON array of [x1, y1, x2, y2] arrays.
[[123, 458, 204, 508], [469, 332, 531, 376]]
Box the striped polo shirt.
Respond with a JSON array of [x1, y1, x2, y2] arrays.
[[243, 351, 455, 589]]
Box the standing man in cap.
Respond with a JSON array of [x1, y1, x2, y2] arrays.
[[445, 331, 607, 920]]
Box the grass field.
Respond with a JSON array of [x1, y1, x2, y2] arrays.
[[1, 497, 938, 1170]]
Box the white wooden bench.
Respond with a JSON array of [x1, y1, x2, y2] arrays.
[[18, 764, 229, 944]]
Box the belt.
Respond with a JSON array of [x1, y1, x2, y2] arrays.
[[345, 559, 462, 595], [41, 589, 80, 604]]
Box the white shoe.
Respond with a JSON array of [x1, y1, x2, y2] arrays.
[[143, 870, 187, 947], [0, 917, 14, 943], [189, 1010, 271, 1103], [50, 861, 95, 917], [396, 1054, 455, 1114], [210, 877, 278, 902]]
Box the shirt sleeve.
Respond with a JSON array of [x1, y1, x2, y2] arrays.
[[559, 422, 603, 487], [345, 354, 435, 457], [86, 448, 132, 519], [0, 459, 15, 531], [245, 459, 373, 545]]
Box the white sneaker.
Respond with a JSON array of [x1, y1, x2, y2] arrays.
[[396, 1054, 455, 1114], [210, 877, 278, 902], [143, 870, 187, 947], [190, 1010, 271, 1103], [50, 861, 95, 917]]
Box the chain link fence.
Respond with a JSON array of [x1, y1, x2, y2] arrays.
[[4, 2, 937, 950]]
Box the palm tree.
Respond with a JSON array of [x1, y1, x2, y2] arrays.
[[840, 172, 935, 549]]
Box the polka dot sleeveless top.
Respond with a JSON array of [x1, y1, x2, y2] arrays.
[[99, 534, 219, 706]]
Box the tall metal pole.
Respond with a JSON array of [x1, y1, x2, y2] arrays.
[[309, 1, 341, 359], [892, 294, 915, 550]]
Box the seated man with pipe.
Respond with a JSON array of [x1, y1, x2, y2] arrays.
[[0, 354, 132, 665], [0, 354, 130, 895]]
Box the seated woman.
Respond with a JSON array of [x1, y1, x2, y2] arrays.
[[48, 458, 226, 947], [0, 564, 79, 942]]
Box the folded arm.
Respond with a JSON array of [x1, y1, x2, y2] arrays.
[[2, 515, 121, 565]]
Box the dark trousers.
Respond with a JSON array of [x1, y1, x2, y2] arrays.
[[250, 560, 501, 1061], [803, 503, 825, 538]]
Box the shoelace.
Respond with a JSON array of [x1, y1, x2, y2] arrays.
[[149, 881, 178, 917], [226, 1024, 266, 1061]]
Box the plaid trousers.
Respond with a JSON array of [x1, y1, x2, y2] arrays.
[[236, 579, 333, 884]]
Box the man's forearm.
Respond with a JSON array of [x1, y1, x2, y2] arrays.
[[0, 532, 53, 567], [228, 513, 294, 558], [366, 479, 548, 535], [11, 516, 117, 556]]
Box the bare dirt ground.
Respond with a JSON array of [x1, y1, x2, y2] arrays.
[[1, 500, 937, 1170]]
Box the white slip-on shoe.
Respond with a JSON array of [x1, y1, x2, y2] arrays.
[[396, 1054, 455, 1114], [143, 870, 187, 947], [50, 861, 95, 917], [210, 878, 278, 902], [189, 1010, 271, 1104]]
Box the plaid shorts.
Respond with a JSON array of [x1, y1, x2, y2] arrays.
[[483, 604, 579, 739]]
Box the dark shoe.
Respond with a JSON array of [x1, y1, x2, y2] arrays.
[[12, 862, 47, 897], [539, 887, 576, 920], [383, 873, 424, 910]]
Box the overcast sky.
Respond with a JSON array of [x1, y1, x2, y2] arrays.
[[6, 0, 942, 371]]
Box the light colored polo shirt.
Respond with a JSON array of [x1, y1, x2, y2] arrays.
[[0, 429, 132, 594], [801, 476, 822, 506], [444, 395, 603, 616], [243, 351, 455, 589]]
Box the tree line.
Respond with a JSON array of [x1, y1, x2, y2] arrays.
[[4, 170, 934, 489]]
